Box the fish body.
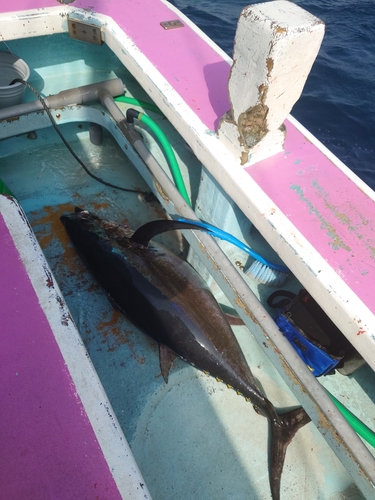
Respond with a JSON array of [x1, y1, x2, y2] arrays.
[[61, 209, 310, 500]]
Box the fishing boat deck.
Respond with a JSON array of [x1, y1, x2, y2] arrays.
[[1, 1, 375, 499]]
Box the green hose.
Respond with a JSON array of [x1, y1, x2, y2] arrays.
[[114, 95, 162, 115], [325, 388, 375, 448], [137, 112, 191, 206], [114, 96, 191, 206], [0, 178, 15, 197]]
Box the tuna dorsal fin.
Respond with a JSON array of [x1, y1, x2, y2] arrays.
[[131, 220, 208, 246], [159, 344, 179, 383]]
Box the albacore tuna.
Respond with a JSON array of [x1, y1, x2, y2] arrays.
[[61, 207, 311, 500]]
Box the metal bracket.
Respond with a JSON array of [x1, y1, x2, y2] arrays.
[[160, 20, 184, 30], [68, 18, 103, 45]]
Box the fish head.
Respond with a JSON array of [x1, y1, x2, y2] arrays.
[[60, 207, 108, 247], [60, 207, 97, 226], [60, 208, 134, 250]]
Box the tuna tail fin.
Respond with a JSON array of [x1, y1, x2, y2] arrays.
[[269, 407, 311, 500]]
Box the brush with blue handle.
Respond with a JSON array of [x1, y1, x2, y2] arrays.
[[177, 218, 290, 287]]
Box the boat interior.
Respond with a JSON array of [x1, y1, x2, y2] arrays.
[[1, 8, 374, 500]]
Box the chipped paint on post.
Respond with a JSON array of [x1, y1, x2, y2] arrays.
[[218, 0, 325, 164]]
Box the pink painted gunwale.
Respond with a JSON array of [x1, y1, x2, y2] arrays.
[[0, 213, 122, 499], [247, 122, 375, 315]]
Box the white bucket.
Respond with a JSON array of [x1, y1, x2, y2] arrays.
[[0, 52, 30, 108]]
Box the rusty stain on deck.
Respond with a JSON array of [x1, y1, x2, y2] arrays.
[[97, 310, 146, 363], [30, 199, 112, 268]]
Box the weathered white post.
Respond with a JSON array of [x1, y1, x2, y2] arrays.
[[218, 0, 325, 165]]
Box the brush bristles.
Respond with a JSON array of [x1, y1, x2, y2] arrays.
[[245, 260, 288, 287]]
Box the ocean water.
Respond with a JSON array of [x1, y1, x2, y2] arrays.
[[170, 0, 375, 190]]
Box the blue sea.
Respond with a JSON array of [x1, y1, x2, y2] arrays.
[[170, 0, 375, 190]]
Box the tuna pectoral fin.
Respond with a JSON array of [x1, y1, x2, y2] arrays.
[[159, 344, 179, 383], [218, 304, 244, 326], [269, 408, 311, 500], [224, 312, 244, 326]]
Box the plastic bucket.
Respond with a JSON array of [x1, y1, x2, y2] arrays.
[[0, 52, 30, 108]]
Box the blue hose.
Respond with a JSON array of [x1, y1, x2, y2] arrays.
[[177, 218, 289, 273]]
